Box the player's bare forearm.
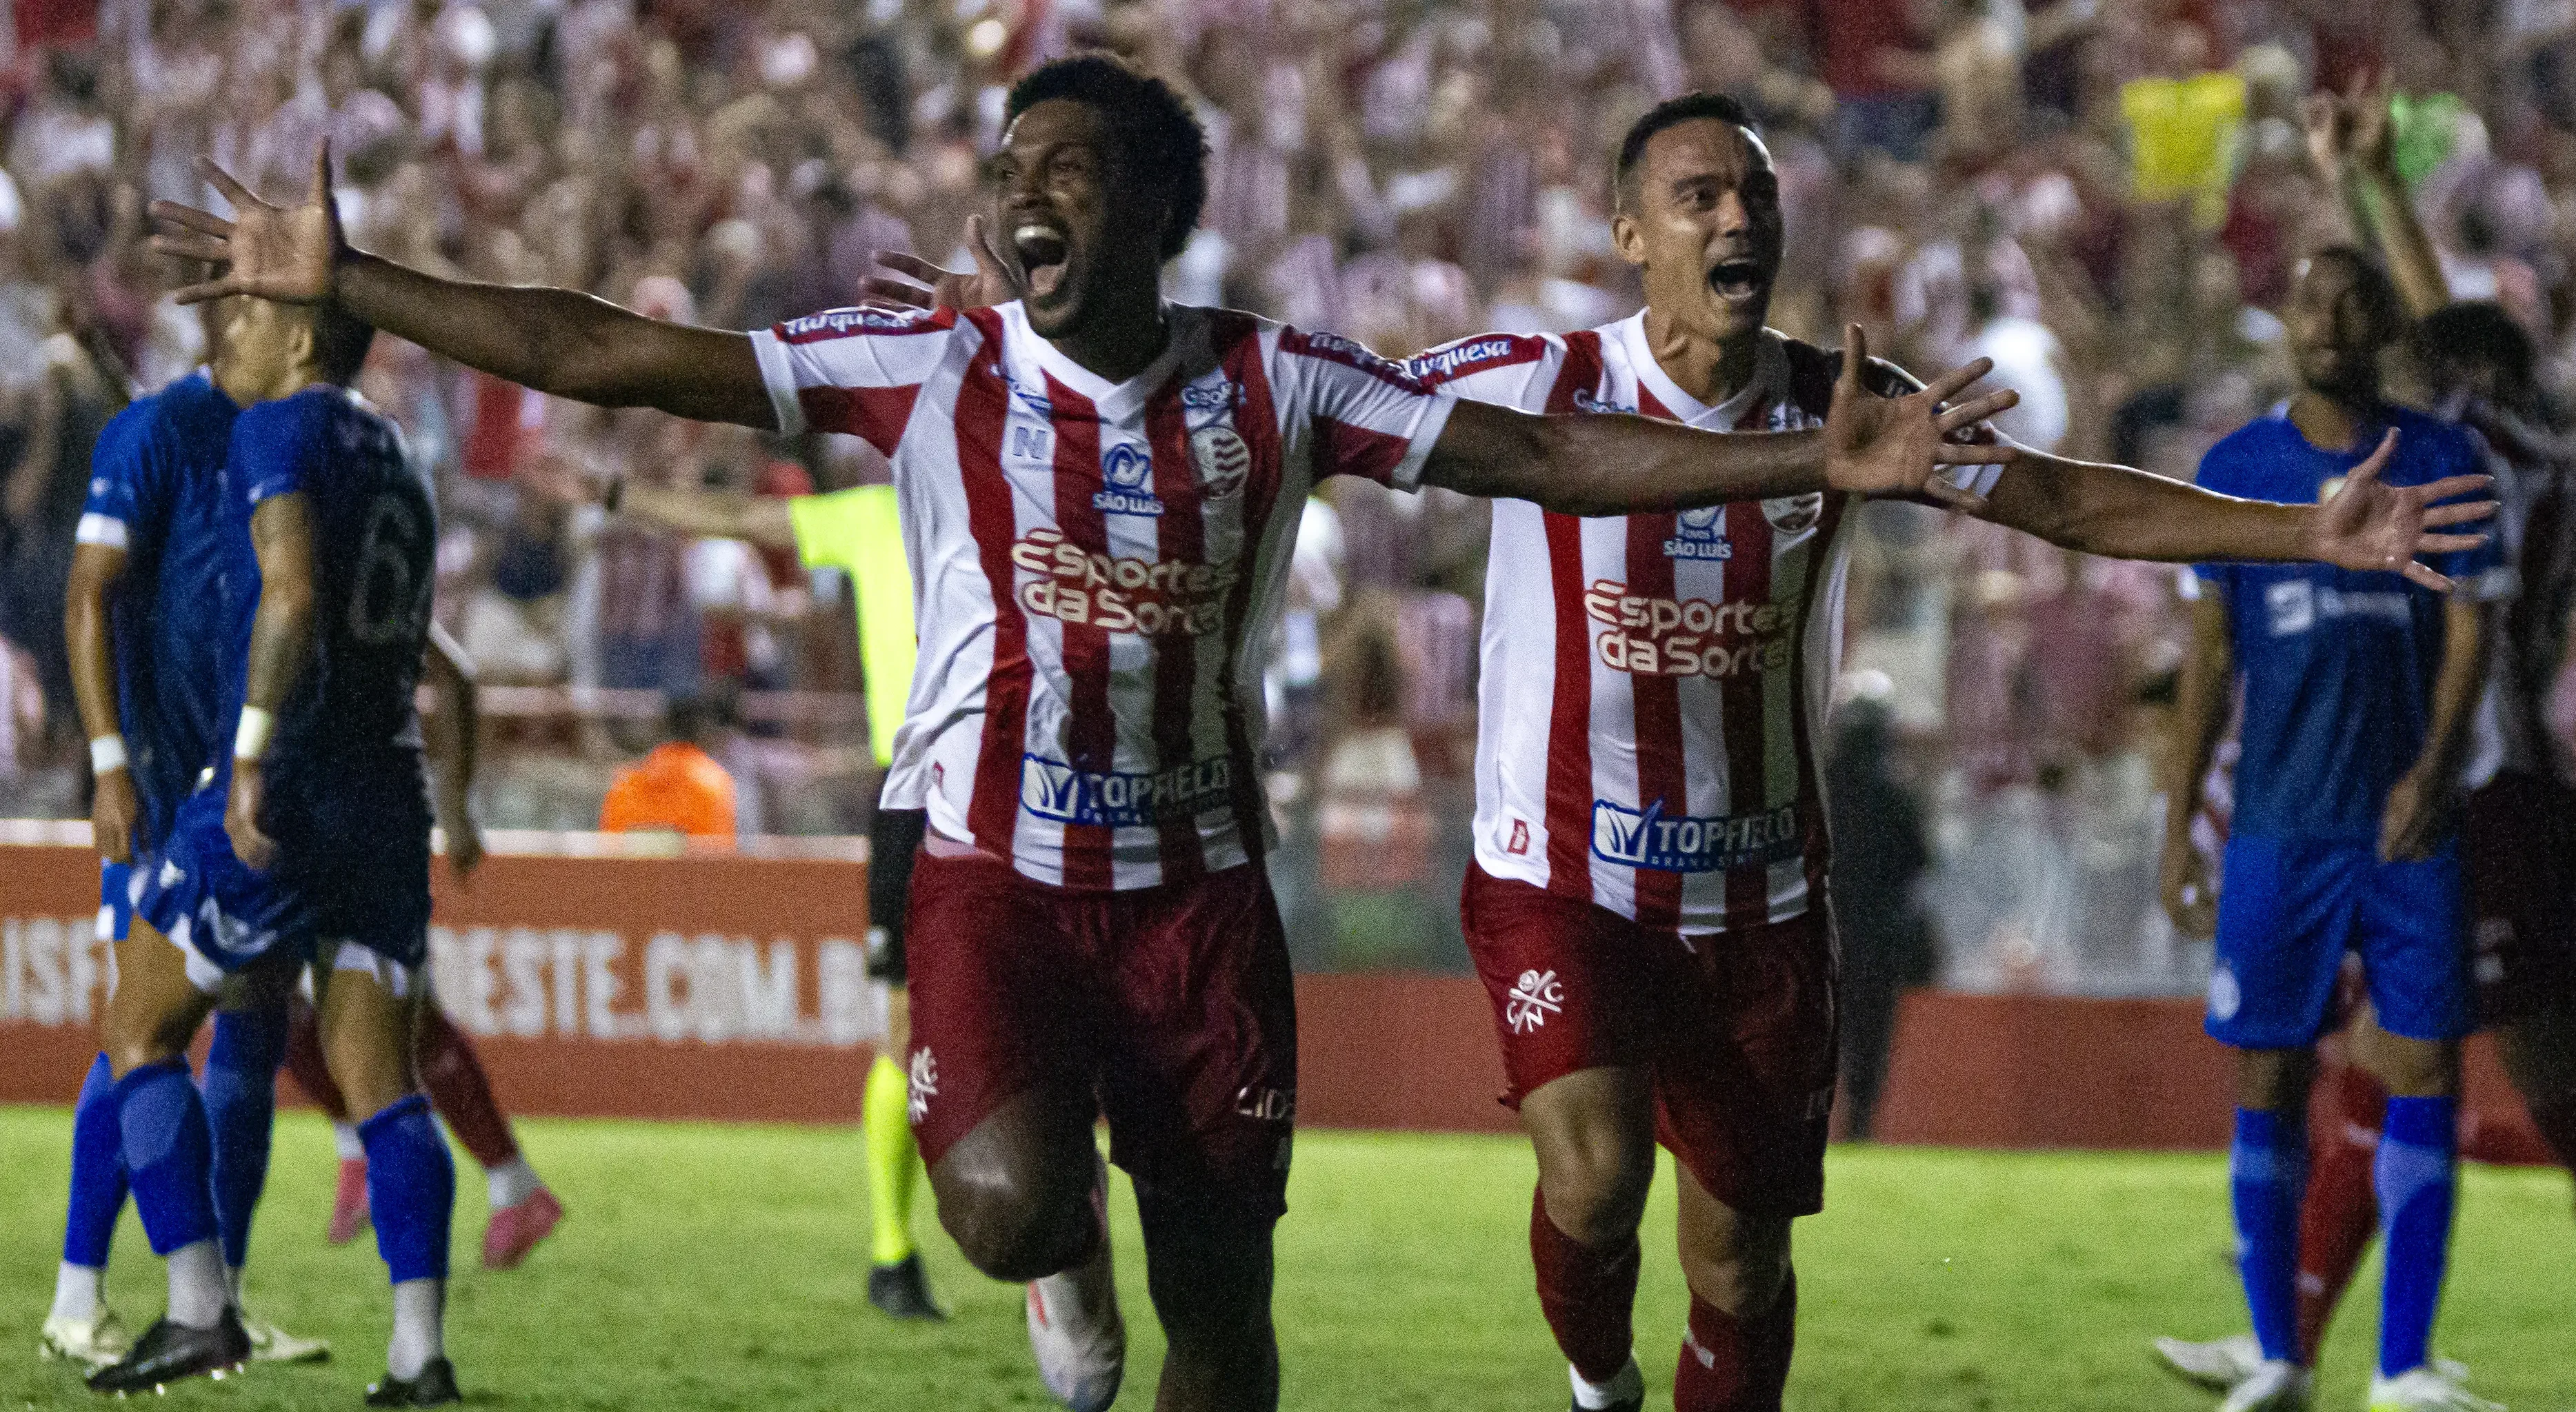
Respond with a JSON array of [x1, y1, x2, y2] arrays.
[[616, 482, 799, 551], [63, 544, 128, 745], [241, 494, 319, 714], [2411, 598, 2488, 783], [422, 622, 481, 800], [336, 251, 777, 428], [1420, 402, 1830, 514], [2162, 595, 2233, 842], [1979, 452, 2310, 562]]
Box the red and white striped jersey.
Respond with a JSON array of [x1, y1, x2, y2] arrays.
[[1410, 315, 2000, 935], [752, 301, 1455, 889]]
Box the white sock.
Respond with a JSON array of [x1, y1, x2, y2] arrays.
[[387, 1279, 444, 1380], [50, 1263, 103, 1323], [165, 1240, 229, 1329], [334, 1122, 366, 1161], [486, 1156, 544, 1212], [1570, 1357, 1643, 1411]]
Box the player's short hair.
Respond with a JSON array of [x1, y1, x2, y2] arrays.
[[2300, 244, 2406, 343], [1004, 54, 1208, 261], [2413, 299, 2535, 397], [1615, 91, 1759, 211], [312, 303, 377, 385]]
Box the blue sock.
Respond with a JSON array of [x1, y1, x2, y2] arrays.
[[63, 1053, 130, 1269], [2231, 1107, 2308, 1365], [114, 1059, 219, 1257], [359, 1094, 455, 1284], [202, 1007, 288, 1269], [2376, 1095, 2458, 1378]]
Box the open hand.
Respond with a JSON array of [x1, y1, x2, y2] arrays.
[[148, 144, 344, 306], [1824, 324, 2021, 505], [2346, 70, 2397, 181], [2304, 430, 2496, 591], [225, 760, 278, 871], [859, 214, 1019, 312]]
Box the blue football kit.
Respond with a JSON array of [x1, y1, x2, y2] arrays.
[[2191, 403, 2504, 1049], [134, 385, 439, 976]]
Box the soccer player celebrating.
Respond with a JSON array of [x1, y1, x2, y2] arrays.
[[541, 465, 947, 1320], [2156, 234, 2505, 1407], [1391, 94, 2497, 1412], [50, 308, 333, 1374], [83, 290, 467, 1405], [148, 52, 2046, 1411]]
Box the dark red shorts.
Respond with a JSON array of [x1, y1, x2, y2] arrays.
[[1460, 864, 1838, 1218], [903, 847, 1298, 1218], [2464, 769, 2576, 1027]]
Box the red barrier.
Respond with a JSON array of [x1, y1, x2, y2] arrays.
[[0, 838, 2551, 1157]]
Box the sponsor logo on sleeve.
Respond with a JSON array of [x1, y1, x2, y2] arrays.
[[1406, 336, 1531, 385]]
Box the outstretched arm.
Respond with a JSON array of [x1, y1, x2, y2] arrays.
[[2343, 73, 2453, 320], [421, 621, 485, 880], [226, 492, 318, 871], [64, 542, 138, 863], [152, 148, 775, 428], [1975, 432, 2493, 589], [608, 477, 798, 551], [1421, 328, 2019, 514]]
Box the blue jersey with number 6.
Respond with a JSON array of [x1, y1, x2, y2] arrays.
[[222, 385, 436, 845]]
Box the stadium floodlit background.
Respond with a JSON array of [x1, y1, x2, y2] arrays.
[[0, 0, 2572, 1408]]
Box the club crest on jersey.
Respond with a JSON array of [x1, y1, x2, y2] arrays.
[[1093, 443, 1163, 516], [1590, 798, 1802, 874], [1190, 425, 1252, 500], [1664, 506, 1733, 561], [1762, 493, 1824, 535]]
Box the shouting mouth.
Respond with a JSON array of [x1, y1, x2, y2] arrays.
[[1708, 256, 1767, 303], [1014, 223, 1072, 301]]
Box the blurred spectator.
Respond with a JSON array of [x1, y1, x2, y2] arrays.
[[600, 694, 739, 840]]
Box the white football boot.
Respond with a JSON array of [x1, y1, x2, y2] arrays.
[[2219, 1360, 2315, 1412], [1026, 1156, 1124, 1412]]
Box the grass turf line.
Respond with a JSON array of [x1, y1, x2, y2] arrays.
[[1, 1108, 2569, 1409]]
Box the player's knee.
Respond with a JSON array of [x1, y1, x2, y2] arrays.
[[1536, 1140, 1655, 1248], [2359, 1034, 2458, 1099], [2235, 1048, 2314, 1112], [935, 1162, 1093, 1280], [1681, 1243, 1792, 1320]]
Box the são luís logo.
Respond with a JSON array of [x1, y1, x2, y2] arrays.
[[1093, 442, 1162, 516], [1665, 505, 1733, 561]]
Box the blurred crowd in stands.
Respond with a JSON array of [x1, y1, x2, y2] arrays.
[[1, 0, 2569, 985]]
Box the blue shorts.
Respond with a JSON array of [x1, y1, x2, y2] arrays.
[[2207, 834, 2473, 1049], [133, 785, 431, 987]]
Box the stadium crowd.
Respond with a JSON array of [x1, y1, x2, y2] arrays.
[[1, 0, 2572, 983]]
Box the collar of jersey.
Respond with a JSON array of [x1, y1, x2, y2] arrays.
[[1617, 314, 1784, 430], [1005, 300, 1188, 422], [2266, 397, 2395, 459]]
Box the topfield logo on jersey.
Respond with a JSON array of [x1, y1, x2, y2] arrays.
[[1591, 798, 1802, 874]]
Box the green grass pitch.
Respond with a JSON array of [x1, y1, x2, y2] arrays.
[[3, 1108, 2570, 1409]]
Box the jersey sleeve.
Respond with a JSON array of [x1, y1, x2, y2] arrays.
[[1403, 332, 1564, 412], [77, 405, 155, 550], [1271, 326, 1458, 492], [228, 398, 323, 507], [748, 307, 961, 454]]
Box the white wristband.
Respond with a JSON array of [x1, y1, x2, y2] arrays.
[[90, 735, 128, 774], [234, 706, 276, 762]]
